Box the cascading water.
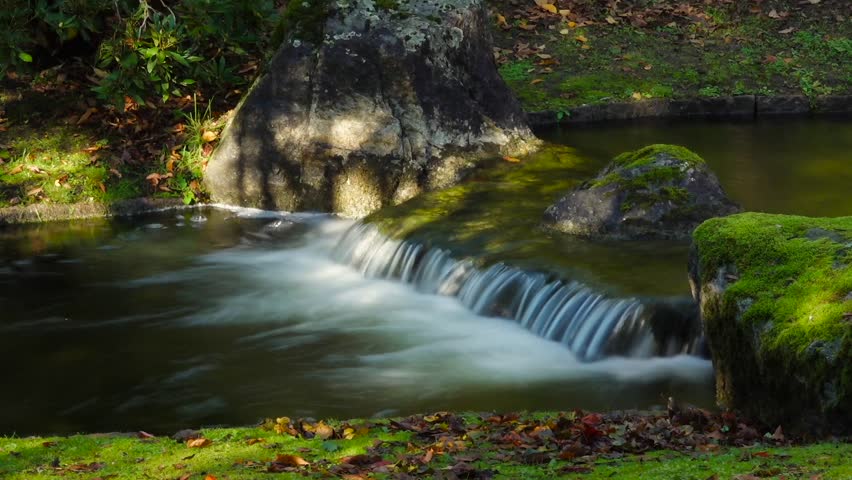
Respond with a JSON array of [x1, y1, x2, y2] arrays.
[[332, 222, 705, 361]]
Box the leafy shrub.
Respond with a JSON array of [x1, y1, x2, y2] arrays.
[[3, 0, 279, 108], [0, 0, 133, 75]]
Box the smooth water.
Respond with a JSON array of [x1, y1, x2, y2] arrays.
[[0, 209, 712, 435], [1, 119, 849, 435]]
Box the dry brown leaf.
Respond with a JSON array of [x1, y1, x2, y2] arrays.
[[7, 165, 24, 175], [27, 187, 43, 197], [530, 78, 544, 85], [201, 131, 218, 143], [274, 454, 310, 466], [575, 35, 588, 43], [187, 437, 213, 448], [77, 107, 97, 125], [28, 165, 46, 174], [503, 156, 521, 163], [315, 422, 335, 440]]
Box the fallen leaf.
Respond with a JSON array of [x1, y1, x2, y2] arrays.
[[530, 78, 544, 85], [273, 454, 310, 466], [205, 475, 217, 480], [42, 441, 58, 448], [201, 131, 218, 143], [7, 165, 23, 175], [77, 107, 97, 125], [576, 35, 588, 43], [27, 187, 43, 197], [779, 27, 795, 34], [503, 156, 521, 163], [605, 16, 617, 25], [496, 13, 509, 29], [187, 437, 213, 448], [315, 422, 335, 440], [28, 165, 46, 174]]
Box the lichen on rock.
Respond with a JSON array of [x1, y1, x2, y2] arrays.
[[206, 0, 538, 217], [690, 213, 852, 433], [542, 144, 740, 240]]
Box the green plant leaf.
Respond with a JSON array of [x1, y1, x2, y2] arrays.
[[18, 51, 33, 63]]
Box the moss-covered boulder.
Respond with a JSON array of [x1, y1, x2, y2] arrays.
[[690, 213, 852, 433], [205, 0, 537, 218], [542, 144, 740, 239]]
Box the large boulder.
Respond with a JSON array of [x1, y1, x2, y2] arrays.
[[542, 144, 740, 239], [690, 213, 852, 433], [205, 0, 538, 217]]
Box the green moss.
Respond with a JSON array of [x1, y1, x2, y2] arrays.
[[693, 213, 852, 425], [588, 145, 705, 214], [2, 421, 850, 480], [613, 144, 705, 169], [0, 124, 139, 208], [274, 0, 330, 45]]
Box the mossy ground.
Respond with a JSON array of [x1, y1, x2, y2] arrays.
[[0, 78, 221, 210], [2, 413, 850, 480], [492, 0, 851, 112]]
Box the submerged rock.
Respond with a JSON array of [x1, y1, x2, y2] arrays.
[[205, 0, 537, 217], [690, 213, 852, 433], [542, 144, 740, 240]]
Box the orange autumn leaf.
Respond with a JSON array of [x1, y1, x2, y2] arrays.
[[187, 437, 213, 448], [503, 156, 521, 163]]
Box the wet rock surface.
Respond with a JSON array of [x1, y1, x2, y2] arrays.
[[543, 144, 740, 240], [205, 0, 537, 217]]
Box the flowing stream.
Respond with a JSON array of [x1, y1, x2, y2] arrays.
[[1, 118, 850, 435]]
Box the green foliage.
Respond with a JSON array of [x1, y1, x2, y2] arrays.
[[2, 1, 278, 107], [0, 0, 134, 76], [94, 0, 278, 107]]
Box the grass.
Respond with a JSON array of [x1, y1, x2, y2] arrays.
[[492, 1, 852, 112], [2, 416, 850, 480]]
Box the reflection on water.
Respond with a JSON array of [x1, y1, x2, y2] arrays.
[[372, 118, 852, 296], [0, 208, 713, 436]]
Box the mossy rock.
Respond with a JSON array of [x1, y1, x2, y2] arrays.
[[690, 213, 852, 433], [543, 144, 740, 240]]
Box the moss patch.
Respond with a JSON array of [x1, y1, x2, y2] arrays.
[[2, 414, 851, 480], [593, 144, 706, 213], [692, 213, 852, 428]]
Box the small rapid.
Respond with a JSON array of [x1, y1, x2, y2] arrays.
[[332, 222, 705, 361]]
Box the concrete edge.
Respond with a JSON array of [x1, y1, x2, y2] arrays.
[[0, 198, 188, 226], [527, 95, 852, 128]]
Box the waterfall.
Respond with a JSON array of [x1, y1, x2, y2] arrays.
[[331, 223, 705, 361]]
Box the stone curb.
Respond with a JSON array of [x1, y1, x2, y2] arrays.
[[527, 95, 852, 128], [0, 198, 186, 226]]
